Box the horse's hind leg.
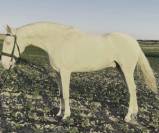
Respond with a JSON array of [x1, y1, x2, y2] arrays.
[[119, 64, 138, 123]]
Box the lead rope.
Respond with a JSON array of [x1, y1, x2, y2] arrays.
[[0, 65, 12, 85], [10, 35, 21, 61], [0, 35, 16, 127]]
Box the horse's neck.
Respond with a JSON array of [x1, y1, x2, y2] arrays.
[[17, 29, 48, 53]]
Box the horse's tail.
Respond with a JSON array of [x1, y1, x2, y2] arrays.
[[137, 49, 158, 93]]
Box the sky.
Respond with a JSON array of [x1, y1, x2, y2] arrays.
[[0, 0, 159, 39]]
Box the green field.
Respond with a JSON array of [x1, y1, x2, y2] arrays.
[[139, 40, 159, 71], [0, 40, 159, 132]]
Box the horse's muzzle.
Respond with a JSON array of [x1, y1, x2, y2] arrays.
[[1, 60, 15, 70]]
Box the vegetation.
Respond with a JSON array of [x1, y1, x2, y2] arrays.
[[0, 40, 159, 132]]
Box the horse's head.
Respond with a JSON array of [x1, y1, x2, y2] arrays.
[[1, 25, 20, 69]]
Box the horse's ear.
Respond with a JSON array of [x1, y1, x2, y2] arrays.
[[6, 25, 16, 35]]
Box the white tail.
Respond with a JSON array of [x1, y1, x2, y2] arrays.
[[138, 49, 158, 93]]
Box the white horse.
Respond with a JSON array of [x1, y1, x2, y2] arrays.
[[1, 22, 158, 123]]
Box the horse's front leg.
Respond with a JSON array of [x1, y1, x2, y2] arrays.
[[55, 71, 64, 116], [60, 70, 71, 119]]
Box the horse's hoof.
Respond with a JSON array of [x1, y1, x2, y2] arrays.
[[124, 113, 138, 125], [128, 119, 139, 125], [124, 116, 130, 123], [62, 116, 70, 123], [62, 115, 70, 120], [56, 111, 62, 116]]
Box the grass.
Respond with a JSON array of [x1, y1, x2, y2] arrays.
[[139, 41, 159, 71], [0, 40, 159, 132]]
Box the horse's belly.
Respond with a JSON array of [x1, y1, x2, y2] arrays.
[[53, 52, 115, 72], [71, 59, 116, 72]]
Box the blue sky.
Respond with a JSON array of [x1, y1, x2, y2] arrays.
[[0, 0, 159, 39]]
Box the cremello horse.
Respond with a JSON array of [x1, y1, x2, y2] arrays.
[[1, 22, 158, 123]]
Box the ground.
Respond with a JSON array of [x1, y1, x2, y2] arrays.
[[0, 40, 159, 133]]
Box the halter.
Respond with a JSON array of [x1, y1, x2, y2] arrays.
[[1, 34, 21, 62], [0, 34, 48, 72], [0, 34, 21, 89]]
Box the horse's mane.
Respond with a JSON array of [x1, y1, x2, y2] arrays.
[[17, 21, 76, 32], [16, 21, 104, 41]]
